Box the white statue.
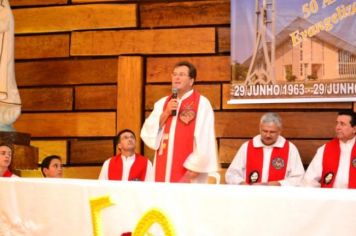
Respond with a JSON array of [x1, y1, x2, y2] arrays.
[[0, 0, 21, 131]]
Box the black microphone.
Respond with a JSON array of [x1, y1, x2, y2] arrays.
[[171, 88, 178, 116]]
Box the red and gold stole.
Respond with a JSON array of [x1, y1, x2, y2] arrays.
[[321, 138, 356, 188], [245, 140, 289, 184], [2, 169, 12, 177], [155, 91, 200, 182], [108, 153, 148, 181]]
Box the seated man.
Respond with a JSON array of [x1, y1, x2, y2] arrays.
[[225, 112, 304, 186], [41, 155, 63, 178], [304, 110, 356, 188], [0, 142, 18, 177], [99, 129, 153, 181]]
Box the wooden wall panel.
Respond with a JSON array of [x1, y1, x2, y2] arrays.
[[18, 166, 102, 179], [140, 0, 229, 27], [16, 58, 117, 86], [20, 88, 73, 111], [31, 140, 68, 164], [70, 139, 114, 164], [292, 139, 326, 165], [14, 4, 137, 34], [222, 84, 352, 110], [62, 166, 101, 179], [146, 56, 230, 83], [14, 113, 116, 137], [145, 84, 221, 110], [117, 56, 143, 152], [72, 0, 125, 2], [18, 169, 42, 178], [218, 139, 247, 164], [13, 145, 38, 169], [10, 0, 67, 6], [75, 85, 116, 110], [70, 28, 215, 55], [215, 111, 337, 138], [219, 139, 326, 166], [15, 34, 69, 59], [218, 27, 230, 53]]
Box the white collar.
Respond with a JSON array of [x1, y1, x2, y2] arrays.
[[253, 135, 286, 148], [339, 136, 356, 146], [179, 89, 194, 100], [121, 153, 135, 160]]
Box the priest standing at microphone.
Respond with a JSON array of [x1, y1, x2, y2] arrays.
[[141, 61, 218, 183]]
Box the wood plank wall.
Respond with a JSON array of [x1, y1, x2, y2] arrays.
[[11, 0, 355, 182]]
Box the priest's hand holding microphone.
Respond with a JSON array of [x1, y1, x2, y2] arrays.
[[159, 88, 179, 128]]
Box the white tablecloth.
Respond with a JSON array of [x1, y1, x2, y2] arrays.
[[1, 178, 356, 236]]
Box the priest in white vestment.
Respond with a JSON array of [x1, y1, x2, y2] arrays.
[[141, 61, 218, 183]]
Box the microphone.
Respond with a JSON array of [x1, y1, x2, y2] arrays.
[[171, 88, 178, 116]]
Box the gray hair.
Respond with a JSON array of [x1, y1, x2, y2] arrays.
[[260, 112, 282, 128]]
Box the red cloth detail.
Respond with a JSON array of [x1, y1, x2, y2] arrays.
[[246, 140, 263, 184], [2, 169, 12, 177], [321, 138, 356, 188], [155, 91, 200, 182], [108, 153, 148, 181], [246, 139, 289, 184], [321, 139, 340, 188]]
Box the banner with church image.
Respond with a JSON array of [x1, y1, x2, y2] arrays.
[[230, 0, 356, 104]]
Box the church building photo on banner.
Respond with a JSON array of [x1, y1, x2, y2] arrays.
[[230, 0, 356, 104]]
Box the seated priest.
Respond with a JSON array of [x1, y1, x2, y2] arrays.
[[303, 110, 356, 188], [225, 112, 305, 186], [99, 129, 153, 181]]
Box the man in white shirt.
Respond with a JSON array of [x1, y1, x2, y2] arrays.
[[99, 129, 153, 181], [304, 111, 356, 188], [225, 112, 305, 186]]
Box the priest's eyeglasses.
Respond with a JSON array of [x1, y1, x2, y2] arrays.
[[171, 72, 189, 77]]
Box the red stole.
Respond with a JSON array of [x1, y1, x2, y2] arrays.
[[155, 91, 200, 182], [108, 153, 148, 181], [321, 138, 356, 188], [2, 169, 12, 177], [245, 139, 289, 184]]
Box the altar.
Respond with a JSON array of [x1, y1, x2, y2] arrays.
[[1, 178, 356, 236]]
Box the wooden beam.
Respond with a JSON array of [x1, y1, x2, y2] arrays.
[[146, 56, 230, 83], [15, 34, 69, 59], [16, 58, 117, 86], [117, 56, 143, 152], [10, 0, 67, 7], [20, 87, 73, 111], [31, 140, 68, 164], [71, 28, 215, 55], [75, 85, 116, 110], [70, 139, 114, 164], [218, 27, 230, 53], [72, 0, 125, 2], [140, 0, 229, 27], [14, 112, 116, 137], [14, 4, 137, 34]]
